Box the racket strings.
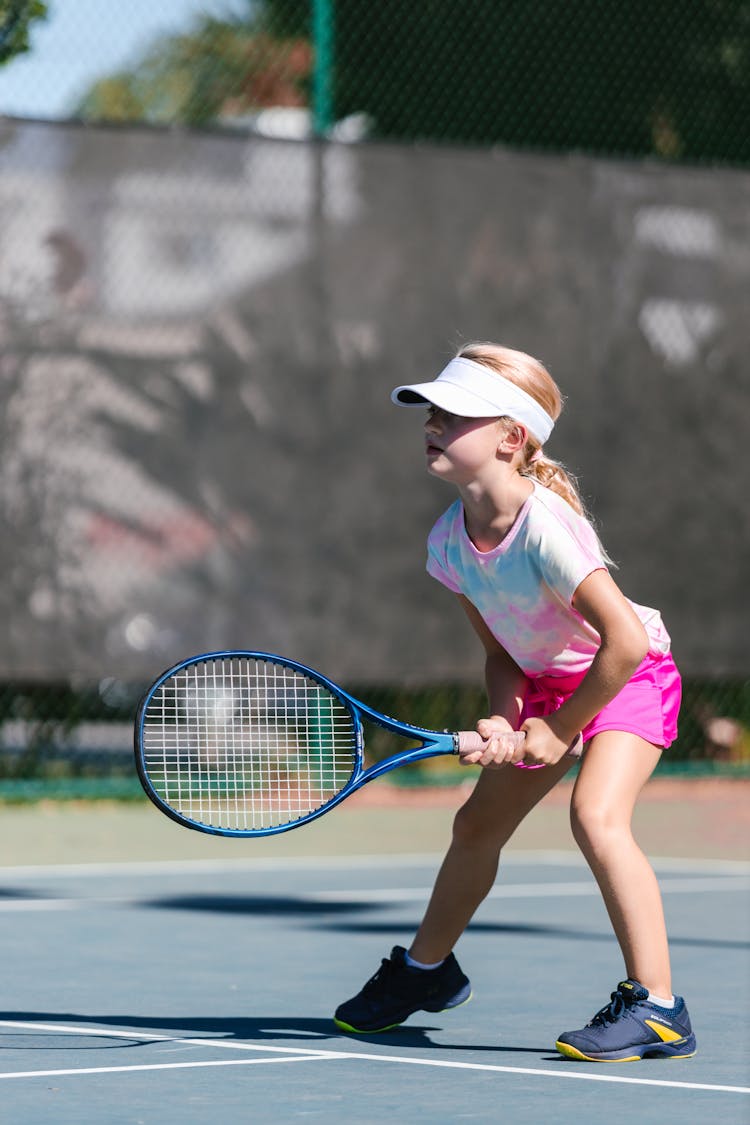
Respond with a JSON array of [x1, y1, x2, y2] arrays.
[[141, 658, 358, 830]]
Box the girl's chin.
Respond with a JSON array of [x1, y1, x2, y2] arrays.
[[426, 458, 453, 479]]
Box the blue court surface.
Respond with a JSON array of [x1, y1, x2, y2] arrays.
[[0, 850, 748, 1123]]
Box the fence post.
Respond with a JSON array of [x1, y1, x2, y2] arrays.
[[312, 0, 334, 136]]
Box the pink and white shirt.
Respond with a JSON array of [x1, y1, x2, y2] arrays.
[[426, 483, 671, 678]]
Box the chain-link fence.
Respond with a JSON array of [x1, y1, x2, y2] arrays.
[[0, 677, 748, 801], [65, 1, 750, 164], [0, 1, 747, 794]]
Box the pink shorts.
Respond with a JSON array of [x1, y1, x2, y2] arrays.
[[519, 651, 682, 749]]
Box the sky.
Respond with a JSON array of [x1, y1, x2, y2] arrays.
[[0, 0, 252, 119]]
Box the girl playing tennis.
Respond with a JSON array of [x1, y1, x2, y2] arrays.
[[334, 342, 696, 1062]]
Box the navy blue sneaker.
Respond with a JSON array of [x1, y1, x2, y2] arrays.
[[334, 946, 472, 1033], [556, 979, 697, 1062]]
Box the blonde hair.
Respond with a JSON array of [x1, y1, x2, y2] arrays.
[[458, 342, 586, 516]]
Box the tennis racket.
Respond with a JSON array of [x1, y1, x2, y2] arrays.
[[134, 651, 581, 837]]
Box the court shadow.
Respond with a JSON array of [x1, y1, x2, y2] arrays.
[[142, 897, 750, 950], [333, 1025, 551, 1055], [142, 894, 382, 916], [0, 1030, 149, 1052], [0, 887, 50, 900], [0, 1011, 548, 1055], [328, 919, 750, 950], [0, 1011, 339, 1044]]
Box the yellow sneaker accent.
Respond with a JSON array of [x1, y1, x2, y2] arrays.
[[644, 1019, 683, 1043], [333, 990, 472, 1034], [334, 1017, 403, 1034], [442, 989, 473, 1014], [554, 1040, 640, 1063]]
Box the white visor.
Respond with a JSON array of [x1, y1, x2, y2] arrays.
[[391, 356, 554, 445]]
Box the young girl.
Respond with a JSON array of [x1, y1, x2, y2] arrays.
[[334, 343, 696, 1062]]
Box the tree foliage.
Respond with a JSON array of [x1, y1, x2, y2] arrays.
[[0, 0, 47, 65], [77, 8, 311, 126]]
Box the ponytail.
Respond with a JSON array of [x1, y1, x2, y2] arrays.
[[520, 442, 614, 564], [520, 445, 586, 516]]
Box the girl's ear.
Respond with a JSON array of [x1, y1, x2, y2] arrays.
[[497, 422, 528, 454]]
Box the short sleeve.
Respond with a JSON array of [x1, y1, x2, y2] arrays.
[[426, 505, 462, 594], [534, 508, 607, 605]]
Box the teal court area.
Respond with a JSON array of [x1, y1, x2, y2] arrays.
[[0, 793, 747, 1123]]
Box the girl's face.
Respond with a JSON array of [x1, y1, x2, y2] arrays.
[[423, 406, 507, 482]]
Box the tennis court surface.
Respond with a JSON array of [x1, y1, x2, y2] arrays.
[[0, 783, 747, 1123]]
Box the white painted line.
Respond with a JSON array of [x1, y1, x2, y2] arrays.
[[0, 1020, 335, 1052], [0, 899, 77, 912], [0, 852, 745, 880], [309, 876, 750, 904], [330, 1051, 750, 1094], [0, 875, 745, 912], [0, 1055, 334, 1079], [630, 856, 750, 874], [0, 855, 444, 879], [0, 1020, 747, 1095]]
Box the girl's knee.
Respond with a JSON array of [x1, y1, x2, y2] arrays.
[[570, 799, 624, 852], [452, 802, 484, 847], [452, 799, 509, 851], [571, 796, 641, 870]]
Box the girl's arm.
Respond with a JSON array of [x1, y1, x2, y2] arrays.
[[456, 594, 529, 767], [522, 569, 649, 765]]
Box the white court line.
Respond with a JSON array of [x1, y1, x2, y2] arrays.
[[0, 900, 76, 913], [0, 1021, 747, 1095], [0, 875, 746, 913], [0, 1056, 334, 1080], [310, 876, 750, 904], [0, 856, 444, 879], [0, 852, 746, 880]]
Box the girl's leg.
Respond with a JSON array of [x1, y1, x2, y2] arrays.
[[409, 755, 573, 964], [570, 731, 671, 996]]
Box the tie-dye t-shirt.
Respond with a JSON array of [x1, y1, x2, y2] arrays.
[[426, 483, 670, 678]]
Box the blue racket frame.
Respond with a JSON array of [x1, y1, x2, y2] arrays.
[[134, 650, 461, 837]]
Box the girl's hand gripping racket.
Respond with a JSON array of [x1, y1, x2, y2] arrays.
[[134, 651, 582, 837]]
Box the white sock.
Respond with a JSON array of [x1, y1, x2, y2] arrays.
[[648, 992, 675, 1009], [404, 951, 445, 971]]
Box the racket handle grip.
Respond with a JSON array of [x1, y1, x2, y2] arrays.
[[455, 730, 584, 762], [456, 730, 525, 753]]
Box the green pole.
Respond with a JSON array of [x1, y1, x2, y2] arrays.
[[312, 0, 334, 136]]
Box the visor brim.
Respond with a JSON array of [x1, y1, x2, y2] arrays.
[[391, 382, 506, 418]]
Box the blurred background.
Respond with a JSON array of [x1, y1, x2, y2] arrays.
[[0, 0, 747, 799]]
